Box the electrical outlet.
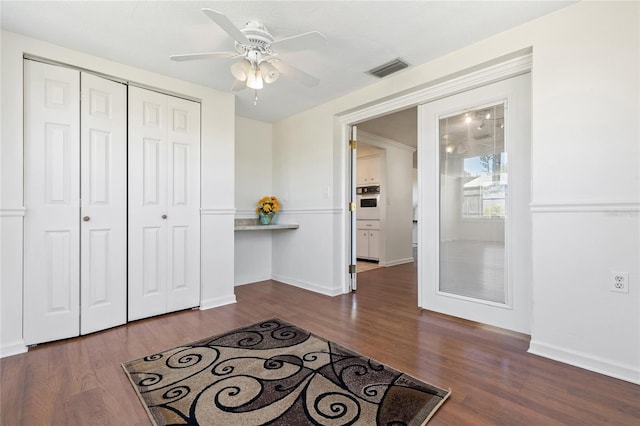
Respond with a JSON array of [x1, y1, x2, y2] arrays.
[[611, 271, 629, 293]]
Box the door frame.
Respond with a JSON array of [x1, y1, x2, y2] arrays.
[[337, 51, 532, 301]]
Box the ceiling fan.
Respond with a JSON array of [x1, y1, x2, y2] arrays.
[[171, 9, 326, 101]]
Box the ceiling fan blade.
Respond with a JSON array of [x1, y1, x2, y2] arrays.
[[170, 52, 237, 62], [272, 61, 320, 87], [201, 8, 250, 45], [231, 79, 247, 92], [270, 31, 327, 52]]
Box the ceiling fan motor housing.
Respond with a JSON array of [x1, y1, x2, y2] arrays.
[[235, 20, 274, 55]]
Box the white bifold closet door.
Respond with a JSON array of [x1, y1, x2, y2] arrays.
[[127, 86, 201, 321], [23, 60, 127, 345]]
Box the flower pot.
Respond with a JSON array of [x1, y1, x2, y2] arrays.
[[259, 211, 275, 225]]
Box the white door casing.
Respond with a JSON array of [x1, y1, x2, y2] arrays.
[[349, 126, 358, 291], [23, 60, 81, 345], [79, 73, 127, 334], [128, 86, 201, 321], [418, 73, 532, 334]]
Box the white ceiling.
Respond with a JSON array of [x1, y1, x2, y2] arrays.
[[1, 1, 573, 123], [358, 107, 418, 149]]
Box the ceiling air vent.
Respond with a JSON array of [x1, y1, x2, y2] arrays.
[[367, 58, 409, 78]]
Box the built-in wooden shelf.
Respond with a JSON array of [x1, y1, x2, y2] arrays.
[[234, 218, 299, 231]]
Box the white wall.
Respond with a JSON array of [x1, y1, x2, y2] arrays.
[[234, 117, 273, 285], [358, 134, 414, 266], [272, 2, 639, 383], [0, 31, 237, 357], [383, 146, 414, 266], [269, 113, 344, 295]]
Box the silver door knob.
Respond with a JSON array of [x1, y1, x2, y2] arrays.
[[82, 216, 90, 222], [161, 214, 167, 219]]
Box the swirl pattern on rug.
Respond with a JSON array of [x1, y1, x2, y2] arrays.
[[123, 318, 450, 425]]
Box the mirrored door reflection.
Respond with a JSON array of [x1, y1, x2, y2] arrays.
[[439, 103, 506, 304]]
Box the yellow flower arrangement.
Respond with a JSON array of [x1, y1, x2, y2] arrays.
[[256, 195, 280, 215]]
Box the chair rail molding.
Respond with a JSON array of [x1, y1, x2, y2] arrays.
[[200, 208, 236, 215], [236, 208, 342, 217], [530, 201, 640, 213], [0, 207, 26, 217]]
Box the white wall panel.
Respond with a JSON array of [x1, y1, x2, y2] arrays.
[[142, 227, 163, 295], [46, 231, 73, 312], [171, 226, 188, 289], [173, 143, 188, 206], [529, 209, 640, 383], [87, 229, 109, 305], [143, 138, 162, 205], [89, 129, 110, 204], [44, 124, 71, 204]]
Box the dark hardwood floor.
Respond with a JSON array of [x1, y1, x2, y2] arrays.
[[2, 260, 640, 425]]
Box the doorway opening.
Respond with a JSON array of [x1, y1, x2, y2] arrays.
[[340, 53, 532, 333], [354, 109, 418, 281]]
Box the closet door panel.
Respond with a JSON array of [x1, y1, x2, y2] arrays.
[[80, 73, 127, 334], [166, 97, 201, 312], [24, 61, 81, 345], [128, 87, 168, 321]]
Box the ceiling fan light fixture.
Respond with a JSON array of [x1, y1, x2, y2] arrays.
[[261, 61, 280, 84], [171, 9, 325, 96], [247, 68, 264, 90], [231, 59, 251, 81]]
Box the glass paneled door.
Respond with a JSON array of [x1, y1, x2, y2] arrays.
[[418, 74, 532, 334], [439, 104, 507, 304]]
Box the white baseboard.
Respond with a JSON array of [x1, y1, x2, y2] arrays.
[[235, 274, 272, 287], [528, 339, 640, 385], [272, 273, 345, 297], [199, 294, 237, 310], [1, 340, 28, 358], [380, 257, 414, 267]]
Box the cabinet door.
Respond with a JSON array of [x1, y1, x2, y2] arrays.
[[24, 60, 81, 345], [128, 87, 169, 321], [80, 73, 127, 334], [368, 156, 381, 184], [357, 156, 381, 184], [368, 230, 380, 260], [356, 157, 370, 185], [357, 230, 369, 258]]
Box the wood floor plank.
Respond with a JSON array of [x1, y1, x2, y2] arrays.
[[2, 260, 640, 425]]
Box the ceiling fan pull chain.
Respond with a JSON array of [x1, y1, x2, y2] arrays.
[[254, 89, 259, 106]]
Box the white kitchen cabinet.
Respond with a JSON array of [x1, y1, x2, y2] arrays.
[[23, 60, 127, 344], [356, 220, 380, 261], [357, 155, 381, 185]]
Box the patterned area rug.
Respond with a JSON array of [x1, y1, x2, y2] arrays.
[[122, 318, 451, 425]]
